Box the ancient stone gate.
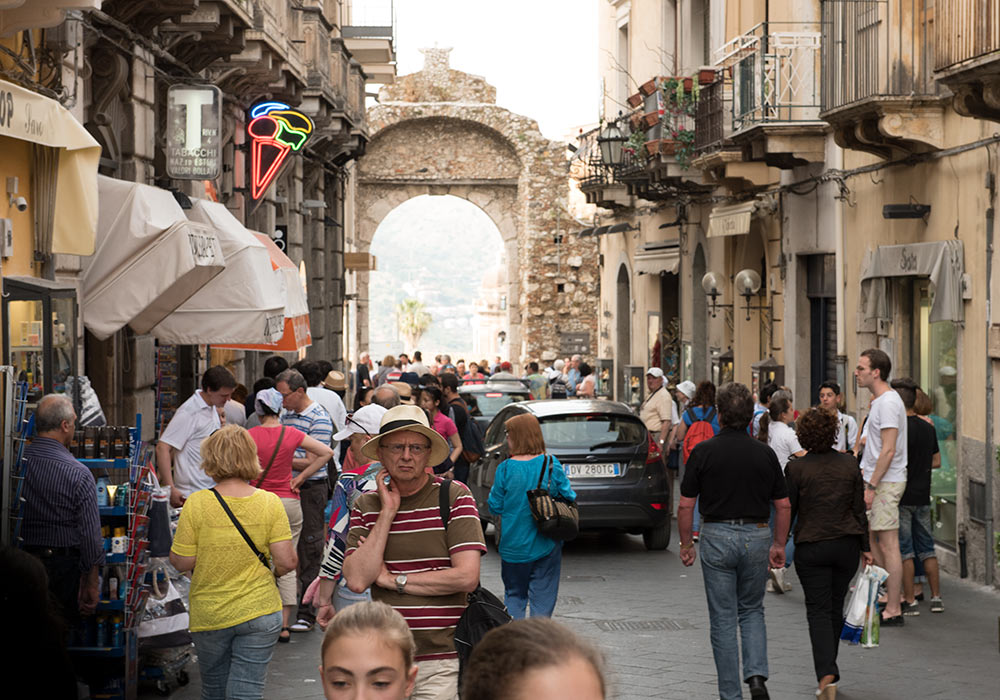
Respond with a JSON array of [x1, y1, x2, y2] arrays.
[[355, 49, 598, 363]]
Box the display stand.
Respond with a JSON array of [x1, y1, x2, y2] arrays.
[[64, 414, 154, 700]]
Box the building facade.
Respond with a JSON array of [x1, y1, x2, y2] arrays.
[[584, 0, 998, 587]]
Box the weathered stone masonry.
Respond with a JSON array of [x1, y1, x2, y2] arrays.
[[354, 49, 598, 363]]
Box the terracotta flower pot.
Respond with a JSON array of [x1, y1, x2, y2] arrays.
[[626, 92, 644, 108], [639, 77, 659, 97], [698, 69, 717, 85]]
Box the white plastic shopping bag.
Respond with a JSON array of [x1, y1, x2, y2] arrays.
[[841, 564, 888, 646]]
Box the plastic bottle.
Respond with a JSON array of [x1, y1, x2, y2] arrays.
[[111, 617, 123, 648], [96, 477, 110, 506], [95, 615, 106, 648]]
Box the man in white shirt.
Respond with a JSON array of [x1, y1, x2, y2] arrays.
[[156, 366, 236, 507], [408, 350, 430, 377], [856, 348, 908, 625], [818, 380, 859, 452]]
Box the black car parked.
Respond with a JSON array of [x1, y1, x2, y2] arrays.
[[467, 399, 672, 550], [457, 379, 533, 432]]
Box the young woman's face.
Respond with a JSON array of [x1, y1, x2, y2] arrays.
[[320, 631, 417, 700], [418, 391, 436, 413], [511, 656, 604, 700]]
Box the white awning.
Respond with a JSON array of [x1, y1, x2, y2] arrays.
[[634, 246, 680, 275], [708, 201, 757, 238], [859, 240, 965, 325], [82, 177, 225, 340], [0, 77, 101, 255], [148, 199, 287, 345]]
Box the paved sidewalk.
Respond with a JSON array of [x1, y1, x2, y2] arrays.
[[151, 530, 1000, 700]]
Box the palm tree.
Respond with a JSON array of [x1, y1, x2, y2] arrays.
[[396, 298, 432, 351]]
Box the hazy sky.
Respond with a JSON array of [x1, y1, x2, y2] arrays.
[[391, 0, 599, 141]]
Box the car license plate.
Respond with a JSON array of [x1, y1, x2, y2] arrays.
[[566, 463, 622, 478]]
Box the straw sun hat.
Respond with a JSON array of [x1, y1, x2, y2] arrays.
[[360, 404, 450, 464]]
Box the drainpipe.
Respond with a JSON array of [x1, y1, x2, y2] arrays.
[[985, 167, 996, 587], [833, 145, 848, 405]]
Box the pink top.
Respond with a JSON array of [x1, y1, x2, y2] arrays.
[[248, 425, 307, 499], [431, 411, 458, 441]]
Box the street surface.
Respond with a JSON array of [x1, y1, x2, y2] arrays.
[[151, 528, 1000, 700]]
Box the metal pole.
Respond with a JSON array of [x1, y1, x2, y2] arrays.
[[985, 165, 996, 587], [1, 366, 14, 545]]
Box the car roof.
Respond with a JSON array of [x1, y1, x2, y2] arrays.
[[512, 399, 639, 418], [458, 382, 531, 394]]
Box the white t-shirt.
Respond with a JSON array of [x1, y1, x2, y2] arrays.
[[860, 390, 908, 483], [307, 385, 347, 472], [159, 390, 221, 497], [832, 410, 859, 452], [767, 420, 803, 471]]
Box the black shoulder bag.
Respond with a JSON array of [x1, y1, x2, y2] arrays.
[[439, 480, 511, 695], [527, 456, 579, 542], [210, 488, 271, 571]]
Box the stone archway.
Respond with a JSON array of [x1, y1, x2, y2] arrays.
[[355, 49, 598, 363]]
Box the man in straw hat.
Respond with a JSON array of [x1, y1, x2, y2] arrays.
[[343, 405, 486, 700]]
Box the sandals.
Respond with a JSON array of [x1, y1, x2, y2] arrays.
[[278, 627, 291, 643]]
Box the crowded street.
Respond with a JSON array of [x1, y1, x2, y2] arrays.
[[158, 530, 1000, 700]]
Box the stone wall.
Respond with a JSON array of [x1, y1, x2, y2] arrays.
[[355, 49, 598, 365]]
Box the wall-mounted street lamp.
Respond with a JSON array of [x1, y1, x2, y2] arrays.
[[701, 271, 732, 318], [597, 115, 626, 169], [733, 268, 771, 321]]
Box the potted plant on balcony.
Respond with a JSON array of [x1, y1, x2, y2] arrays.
[[656, 76, 700, 169]]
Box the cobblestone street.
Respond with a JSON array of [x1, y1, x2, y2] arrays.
[[156, 527, 1000, 700]]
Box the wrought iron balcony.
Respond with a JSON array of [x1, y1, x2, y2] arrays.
[[694, 79, 727, 154], [934, 0, 1000, 121], [820, 0, 943, 156], [716, 22, 823, 133]]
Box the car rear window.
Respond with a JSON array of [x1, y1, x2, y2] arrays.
[[461, 391, 530, 415], [538, 414, 646, 450]]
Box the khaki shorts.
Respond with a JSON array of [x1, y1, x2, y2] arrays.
[[411, 658, 460, 700], [868, 481, 906, 531], [277, 497, 303, 605]]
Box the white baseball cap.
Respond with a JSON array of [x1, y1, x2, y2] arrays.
[[646, 367, 665, 378], [333, 404, 387, 442]]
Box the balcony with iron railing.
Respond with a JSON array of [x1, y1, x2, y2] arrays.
[[820, 0, 944, 157], [344, 0, 396, 84], [933, 0, 1000, 121], [712, 22, 827, 168]]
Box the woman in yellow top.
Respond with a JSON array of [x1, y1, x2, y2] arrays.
[[170, 425, 297, 700]]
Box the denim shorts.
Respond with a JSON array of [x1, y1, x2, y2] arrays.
[[898, 504, 936, 561]]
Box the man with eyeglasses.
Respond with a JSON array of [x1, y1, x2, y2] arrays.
[[276, 368, 334, 633], [343, 405, 486, 700]]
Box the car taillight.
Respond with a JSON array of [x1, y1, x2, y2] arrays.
[[646, 432, 662, 464]]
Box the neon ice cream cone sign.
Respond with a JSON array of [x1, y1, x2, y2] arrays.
[[248, 102, 313, 209]]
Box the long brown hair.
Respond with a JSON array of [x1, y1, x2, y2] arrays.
[[758, 396, 792, 444], [505, 413, 546, 455]]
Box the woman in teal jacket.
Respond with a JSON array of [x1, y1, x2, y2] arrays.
[[488, 413, 576, 619]]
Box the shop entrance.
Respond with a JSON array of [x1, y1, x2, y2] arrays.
[[884, 278, 958, 547], [616, 264, 631, 400]]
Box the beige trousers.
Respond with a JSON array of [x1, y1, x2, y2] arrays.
[[277, 497, 303, 605], [410, 658, 459, 700]]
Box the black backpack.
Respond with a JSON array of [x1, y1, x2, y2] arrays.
[[439, 480, 511, 691]]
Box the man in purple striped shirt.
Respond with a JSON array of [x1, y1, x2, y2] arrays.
[[23, 394, 103, 620]]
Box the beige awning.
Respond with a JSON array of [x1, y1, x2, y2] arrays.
[[148, 199, 287, 345], [859, 240, 965, 325], [634, 246, 680, 275], [0, 1, 101, 36], [82, 177, 225, 340], [708, 201, 757, 238], [0, 77, 101, 255]]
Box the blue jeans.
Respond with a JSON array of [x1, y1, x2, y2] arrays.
[[191, 610, 282, 700], [500, 545, 562, 619], [699, 522, 772, 700], [898, 504, 936, 561], [333, 580, 371, 611]]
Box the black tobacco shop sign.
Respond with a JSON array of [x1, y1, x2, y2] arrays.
[[559, 332, 590, 355], [166, 84, 222, 180]]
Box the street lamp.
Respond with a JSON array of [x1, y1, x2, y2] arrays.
[[701, 271, 731, 318], [597, 117, 626, 168], [734, 268, 771, 321]]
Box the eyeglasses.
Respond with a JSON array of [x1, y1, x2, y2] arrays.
[[381, 443, 429, 455]]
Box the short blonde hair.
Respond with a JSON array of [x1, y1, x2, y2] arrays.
[[200, 425, 261, 482], [321, 601, 416, 671]]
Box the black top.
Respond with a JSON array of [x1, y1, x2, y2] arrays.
[[785, 451, 870, 551], [448, 397, 471, 467], [900, 415, 939, 506], [680, 427, 788, 520]]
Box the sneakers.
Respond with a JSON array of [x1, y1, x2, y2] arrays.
[[930, 596, 944, 613], [289, 618, 314, 632], [881, 614, 905, 627], [903, 600, 920, 616], [692, 531, 699, 542], [768, 567, 786, 594], [765, 578, 776, 593]]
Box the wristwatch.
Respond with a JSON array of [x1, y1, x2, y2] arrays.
[[865, 482, 877, 491], [395, 574, 408, 594]]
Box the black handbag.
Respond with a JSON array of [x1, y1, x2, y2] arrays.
[[526, 456, 579, 542]]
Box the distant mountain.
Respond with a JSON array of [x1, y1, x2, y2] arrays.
[[369, 195, 503, 356]]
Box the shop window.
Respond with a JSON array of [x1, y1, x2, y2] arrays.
[[2, 277, 78, 407]]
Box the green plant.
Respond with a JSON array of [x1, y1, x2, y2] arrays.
[[659, 77, 700, 170], [395, 298, 432, 350], [625, 128, 647, 163]]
